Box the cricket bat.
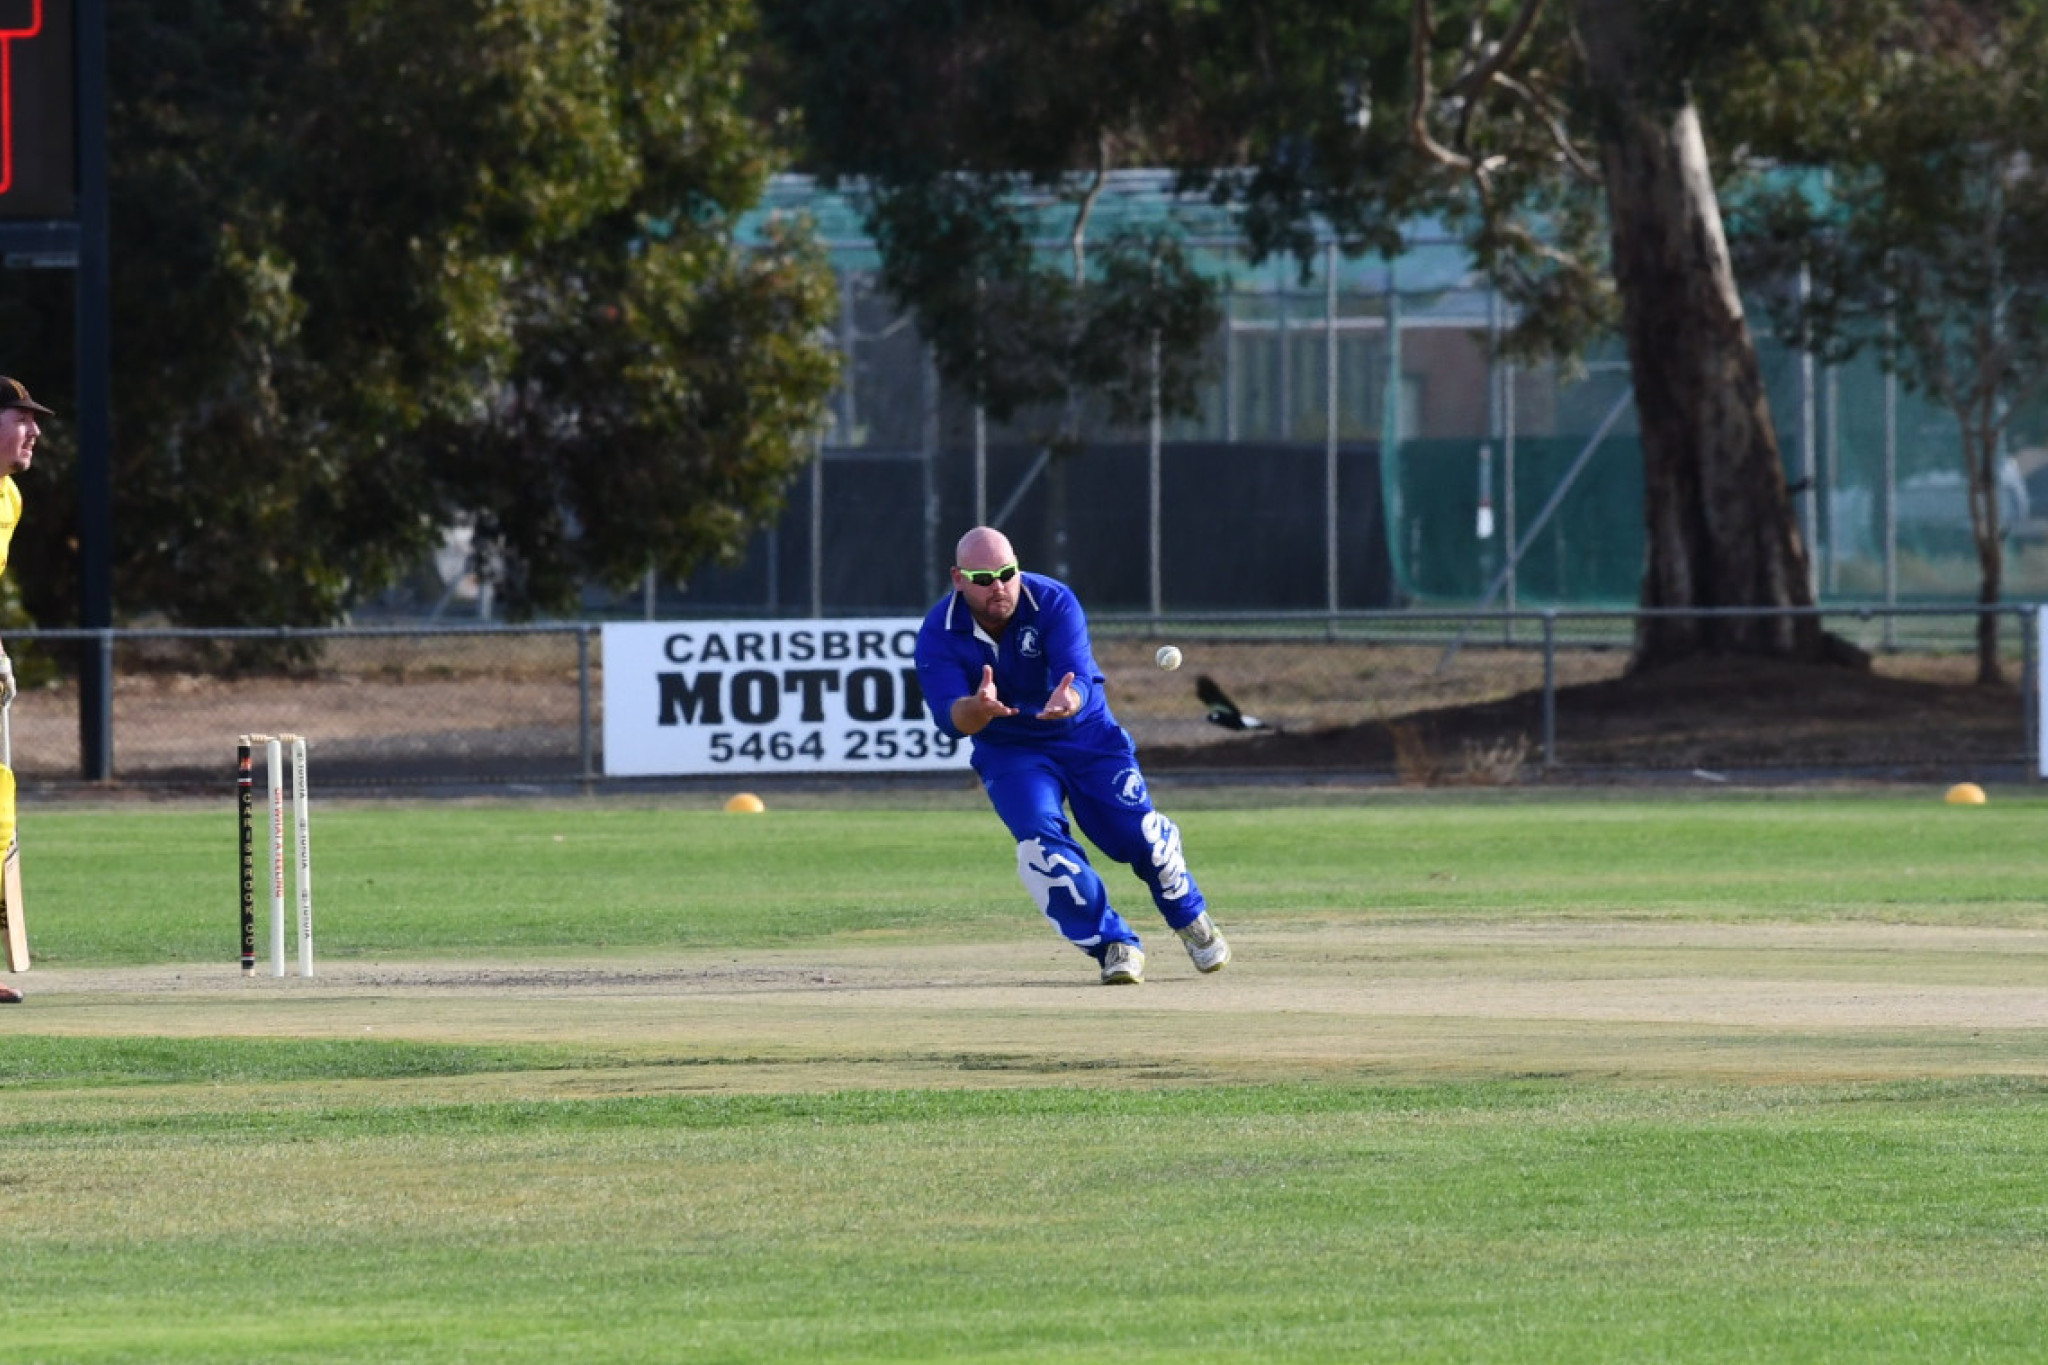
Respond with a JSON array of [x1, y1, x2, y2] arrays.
[[0, 704, 24, 972]]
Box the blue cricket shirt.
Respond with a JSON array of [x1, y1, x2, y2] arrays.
[[913, 572, 1114, 747]]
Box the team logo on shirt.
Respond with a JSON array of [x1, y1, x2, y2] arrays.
[[1113, 767, 1148, 807], [1016, 626, 1042, 658]]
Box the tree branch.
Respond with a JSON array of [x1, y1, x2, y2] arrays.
[[1491, 217, 1588, 275], [1903, 305, 1960, 415], [1489, 71, 1599, 180], [1444, 0, 1548, 100], [1409, 0, 1552, 189], [1409, 0, 1474, 173], [1068, 135, 1111, 287]]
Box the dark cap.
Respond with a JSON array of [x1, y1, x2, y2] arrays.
[[0, 377, 52, 415]]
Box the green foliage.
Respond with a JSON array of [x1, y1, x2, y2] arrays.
[[864, 178, 1219, 425], [1723, 1, 2048, 672], [1726, 2, 2048, 410], [754, 0, 1826, 420], [0, 572, 58, 687], [764, 1, 1407, 427], [93, 0, 839, 625]]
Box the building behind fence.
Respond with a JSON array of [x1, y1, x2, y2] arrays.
[[499, 172, 2048, 628]]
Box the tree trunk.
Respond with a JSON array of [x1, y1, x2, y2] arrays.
[[1578, 3, 1841, 673], [1964, 427, 2005, 686], [1975, 549, 2002, 687]]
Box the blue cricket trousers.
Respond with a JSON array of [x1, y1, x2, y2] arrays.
[[972, 722, 1206, 960]]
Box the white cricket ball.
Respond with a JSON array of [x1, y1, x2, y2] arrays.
[[1155, 645, 1183, 672]]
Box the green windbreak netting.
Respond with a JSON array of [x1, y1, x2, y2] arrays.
[[1386, 436, 1645, 605]]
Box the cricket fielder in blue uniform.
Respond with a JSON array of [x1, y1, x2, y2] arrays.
[[914, 526, 1231, 985]]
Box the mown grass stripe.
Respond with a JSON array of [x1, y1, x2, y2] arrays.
[[12, 1074, 2048, 1143]]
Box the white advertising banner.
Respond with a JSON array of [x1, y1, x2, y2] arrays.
[[601, 619, 970, 777]]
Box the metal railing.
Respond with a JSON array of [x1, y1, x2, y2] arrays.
[[1, 604, 2033, 789]]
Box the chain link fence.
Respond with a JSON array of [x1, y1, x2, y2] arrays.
[[1, 606, 2034, 791], [7, 626, 594, 791], [1099, 606, 2034, 782]]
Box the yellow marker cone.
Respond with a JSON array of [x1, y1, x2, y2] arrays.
[[724, 792, 766, 813], [1945, 782, 1987, 805]]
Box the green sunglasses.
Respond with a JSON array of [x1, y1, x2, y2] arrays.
[[958, 562, 1019, 587]]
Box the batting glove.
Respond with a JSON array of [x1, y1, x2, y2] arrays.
[[0, 653, 17, 708]]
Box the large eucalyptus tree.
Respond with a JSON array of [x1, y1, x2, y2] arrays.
[[763, 0, 1865, 669]]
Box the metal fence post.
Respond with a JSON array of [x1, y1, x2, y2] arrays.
[[1324, 239, 1339, 616], [2023, 605, 2038, 786], [1542, 610, 1557, 770], [578, 624, 595, 784], [82, 628, 114, 781]]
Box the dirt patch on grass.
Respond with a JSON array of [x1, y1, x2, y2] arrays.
[[1124, 651, 2028, 781], [4, 633, 2029, 787], [16, 921, 2048, 1092]]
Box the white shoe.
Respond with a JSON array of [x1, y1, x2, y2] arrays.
[[1100, 942, 1145, 985], [1176, 912, 1231, 973]]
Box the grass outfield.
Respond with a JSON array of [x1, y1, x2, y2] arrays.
[[24, 790, 2048, 964], [5, 790, 2048, 1362]]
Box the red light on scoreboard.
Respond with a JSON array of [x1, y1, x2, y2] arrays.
[[0, 0, 70, 220], [0, 0, 45, 194]]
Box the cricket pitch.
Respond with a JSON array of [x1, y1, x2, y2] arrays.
[[16, 919, 2048, 1100]]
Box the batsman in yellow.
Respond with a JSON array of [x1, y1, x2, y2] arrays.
[[0, 376, 53, 1002]]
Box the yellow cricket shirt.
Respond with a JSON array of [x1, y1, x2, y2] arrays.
[[0, 476, 20, 576], [0, 476, 19, 576]]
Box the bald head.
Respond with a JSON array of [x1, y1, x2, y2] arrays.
[[955, 526, 1015, 570], [951, 526, 1022, 632]]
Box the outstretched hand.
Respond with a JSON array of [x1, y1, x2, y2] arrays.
[[1035, 671, 1080, 720], [951, 664, 1019, 736]]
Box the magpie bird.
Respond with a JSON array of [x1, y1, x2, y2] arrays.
[[1195, 674, 1270, 731]]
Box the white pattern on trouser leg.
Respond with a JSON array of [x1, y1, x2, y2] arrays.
[[1140, 811, 1192, 902], [1017, 837, 1100, 946]]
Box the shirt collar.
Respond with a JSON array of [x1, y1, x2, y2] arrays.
[[942, 576, 1040, 635]]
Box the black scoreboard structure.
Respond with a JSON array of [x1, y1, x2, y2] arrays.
[[0, 0, 112, 779], [0, 0, 74, 221]]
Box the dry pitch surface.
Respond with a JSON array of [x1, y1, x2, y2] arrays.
[[17, 919, 2048, 1100]]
